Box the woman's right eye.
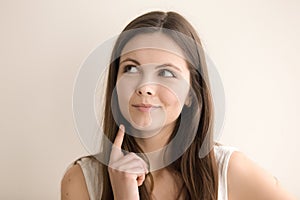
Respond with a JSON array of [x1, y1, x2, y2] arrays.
[[123, 65, 139, 73]]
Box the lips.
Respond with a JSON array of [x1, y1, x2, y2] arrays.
[[132, 103, 160, 112]]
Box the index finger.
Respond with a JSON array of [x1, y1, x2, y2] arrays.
[[113, 124, 125, 148], [109, 124, 125, 163]]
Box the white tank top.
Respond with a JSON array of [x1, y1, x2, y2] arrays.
[[76, 145, 237, 200]]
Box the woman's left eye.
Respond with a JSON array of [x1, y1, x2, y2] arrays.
[[159, 69, 176, 78], [123, 65, 139, 73]]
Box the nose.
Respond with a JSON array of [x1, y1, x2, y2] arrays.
[[136, 84, 155, 96]]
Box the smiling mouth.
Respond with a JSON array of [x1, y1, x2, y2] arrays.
[[132, 104, 160, 112]]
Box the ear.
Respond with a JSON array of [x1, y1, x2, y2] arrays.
[[184, 94, 192, 107]]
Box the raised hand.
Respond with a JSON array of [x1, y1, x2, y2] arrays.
[[108, 125, 149, 200]]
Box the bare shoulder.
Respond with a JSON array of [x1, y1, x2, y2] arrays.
[[227, 151, 296, 200], [61, 163, 89, 200]]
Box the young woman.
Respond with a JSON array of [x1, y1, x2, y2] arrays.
[[61, 11, 296, 200]]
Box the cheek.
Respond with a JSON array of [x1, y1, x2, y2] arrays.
[[116, 77, 137, 117], [160, 90, 180, 106], [160, 81, 190, 108], [159, 81, 190, 122], [159, 88, 183, 118]]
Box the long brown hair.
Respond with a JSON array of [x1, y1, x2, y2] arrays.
[[99, 11, 218, 199]]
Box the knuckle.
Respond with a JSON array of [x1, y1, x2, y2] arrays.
[[108, 164, 121, 172], [126, 152, 136, 158]]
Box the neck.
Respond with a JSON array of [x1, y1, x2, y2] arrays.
[[133, 122, 176, 171], [134, 122, 175, 153]]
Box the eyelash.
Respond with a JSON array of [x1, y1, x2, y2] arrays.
[[123, 65, 139, 73], [122, 65, 176, 78], [158, 69, 176, 78]]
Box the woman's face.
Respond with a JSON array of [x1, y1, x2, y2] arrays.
[[116, 33, 191, 137]]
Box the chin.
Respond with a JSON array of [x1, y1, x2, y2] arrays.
[[127, 122, 164, 139]]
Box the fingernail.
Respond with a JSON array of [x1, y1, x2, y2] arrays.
[[120, 124, 125, 132]]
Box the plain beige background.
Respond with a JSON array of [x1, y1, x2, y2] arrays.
[[0, 0, 299, 199]]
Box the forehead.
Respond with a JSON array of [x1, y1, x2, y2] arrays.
[[122, 32, 186, 59], [120, 33, 189, 70]]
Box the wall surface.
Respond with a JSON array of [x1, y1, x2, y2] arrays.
[[0, 0, 299, 199]]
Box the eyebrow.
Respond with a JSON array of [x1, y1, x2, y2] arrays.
[[120, 58, 140, 66], [120, 58, 182, 72]]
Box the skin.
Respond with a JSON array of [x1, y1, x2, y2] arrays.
[[61, 33, 297, 199], [108, 125, 147, 200], [61, 126, 297, 200], [116, 33, 191, 153], [116, 33, 190, 140], [109, 33, 192, 199], [61, 164, 89, 200]]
